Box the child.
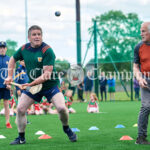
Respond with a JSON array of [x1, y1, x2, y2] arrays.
[[49, 103, 58, 114], [0, 90, 16, 116], [87, 93, 99, 113], [10, 94, 17, 116], [34, 102, 43, 115], [27, 104, 35, 115], [40, 97, 50, 114], [60, 81, 67, 95], [64, 90, 76, 113]]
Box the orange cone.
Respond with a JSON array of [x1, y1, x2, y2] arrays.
[[120, 135, 133, 140], [38, 134, 52, 139]]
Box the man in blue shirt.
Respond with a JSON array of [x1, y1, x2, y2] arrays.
[[0, 41, 12, 128], [107, 75, 115, 101], [14, 60, 29, 100]]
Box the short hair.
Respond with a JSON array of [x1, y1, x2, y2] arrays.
[[141, 22, 150, 33], [28, 25, 43, 37]]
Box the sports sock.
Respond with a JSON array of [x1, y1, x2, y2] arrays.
[[63, 125, 73, 137], [19, 132, 25, 140]]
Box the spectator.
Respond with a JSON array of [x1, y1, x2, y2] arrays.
[[14, 60, 30, 124], [60, 81, 67, 95], [84, 71, 93, 101], [77, 81, 84, 102], [33, 102, 43, 115], [133, 22, 150, 144], [68, 83, 76, 101], [40, 97, 50, 114], [0, 41, 12, 128], [87, 93, 99, 113], [99, 72, 107, 101], [64, 90, 76, 113], [107, 75, 115, 101], [49, 103, 58, 114], [14, 60, 29, 100]]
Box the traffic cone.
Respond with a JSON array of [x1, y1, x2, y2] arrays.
[[88, 126, 99, 130], [35, 131, 45, 135], [133, 123, 138, 127], [38, 134, 52, 139], [0, 135, 6, 139], [115, 124, 125, 128], [120, 135, 133, 140], [71, 128, 80, 132]]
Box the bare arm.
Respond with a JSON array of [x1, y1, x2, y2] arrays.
[[4, 56, 16, 84], [133, 63, 147, 88], [8, 57, 16, 77], [25, 65, 53, 86]]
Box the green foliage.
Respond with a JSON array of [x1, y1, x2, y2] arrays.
[[6, 39, 18, 57], [55, 59, 70, 73], [1, 101, 150, 150], [88, 10, 143, 72]]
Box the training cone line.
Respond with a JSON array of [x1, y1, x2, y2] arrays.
[[115, 124, 125, 128], [38, 134, 52, 139], [35, 131, 45, 135], [120, 135, 133, 140], [71, 128, 80, 132], [133, 123, 138, 127], [0, 135, 6, 139], [88, 126, 99, 130]]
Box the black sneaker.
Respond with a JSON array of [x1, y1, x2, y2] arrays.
[[68, 132, 77, 142], [10, 137, 26, 145], [135, 136, 150, 145]]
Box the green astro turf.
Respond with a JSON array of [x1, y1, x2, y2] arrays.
[[73, 91, 140, 101], [0, 101, 150, 150]]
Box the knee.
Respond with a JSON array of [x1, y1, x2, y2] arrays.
[[17, 106, 26, 115], [140, 105, 150, 114], [57, 106, 67, 114]]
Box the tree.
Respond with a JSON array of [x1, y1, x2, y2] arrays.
[[55, 59, 70, 74], [88, 10, 142, 72], [6, 39, 18, 57]]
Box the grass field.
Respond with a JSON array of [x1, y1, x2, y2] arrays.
[[73, 91, 139, 101], [0, 101, 150, 150]]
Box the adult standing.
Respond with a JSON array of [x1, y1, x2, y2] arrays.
[[5, 25, 77, 145], [134, 22, 150, 144], [77, 81, 84, 102], [84, 71, 93, 102], [99, 72, 107, 101], [107, 75, 115, 101], [0, 41, 12, 128]]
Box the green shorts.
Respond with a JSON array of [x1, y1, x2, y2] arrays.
[[108, 87, 115, 93]]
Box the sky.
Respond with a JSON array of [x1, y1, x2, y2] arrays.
[[0, 0, 149, 65]]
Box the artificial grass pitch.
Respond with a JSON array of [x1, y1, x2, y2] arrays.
[[0, 101, 150, 150]]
